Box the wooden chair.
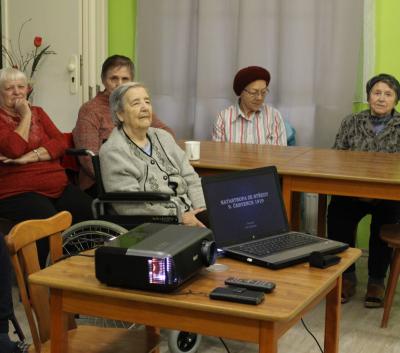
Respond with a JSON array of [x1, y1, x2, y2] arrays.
[[380, 224, 400, 328], [5, 211, 160, 353]]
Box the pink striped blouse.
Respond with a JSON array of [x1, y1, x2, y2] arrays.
[[212, 102, 287, 145]]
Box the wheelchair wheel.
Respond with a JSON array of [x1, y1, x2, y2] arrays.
[[61, 220, 134, 329], [62, 220, 127, 255], [168, 330, 202, 353]]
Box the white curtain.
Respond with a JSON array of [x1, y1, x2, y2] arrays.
[[136, 0, 363, 147]]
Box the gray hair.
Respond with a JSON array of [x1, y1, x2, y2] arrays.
[[0, 68, 28, 88], [109, 82, 147, 128]]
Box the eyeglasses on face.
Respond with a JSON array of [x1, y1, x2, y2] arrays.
[[243, 87, 269, 98]]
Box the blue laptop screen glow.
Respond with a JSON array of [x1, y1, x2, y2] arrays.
[[202, 167, 289, 248]]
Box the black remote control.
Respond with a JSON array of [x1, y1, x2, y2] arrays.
[[209, 287, 265, 305], [225, 277, 276, 293]]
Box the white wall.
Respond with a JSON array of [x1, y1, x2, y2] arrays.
[[2, 0, 82, 131]]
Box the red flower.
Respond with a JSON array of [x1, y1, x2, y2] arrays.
[[33, 36, 42, 47]]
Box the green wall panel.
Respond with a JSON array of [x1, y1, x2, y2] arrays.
[[108, 0, 137, 60], [375, 0, 400, 78]]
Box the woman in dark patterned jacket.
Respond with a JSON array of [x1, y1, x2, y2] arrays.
[[328, 73, 400, 307]]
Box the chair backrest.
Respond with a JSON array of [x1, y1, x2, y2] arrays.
[[284, 120, 296, 146], [5, 211, 72, 352]]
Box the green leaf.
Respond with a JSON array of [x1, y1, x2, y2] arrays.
[[30, 44, 56, 79]]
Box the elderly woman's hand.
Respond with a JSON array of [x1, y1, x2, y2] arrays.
[[14, 98, 31, 117], [182, 208, 206, 228], [2, 147, 50, 164], [2, 153, 34, 165]]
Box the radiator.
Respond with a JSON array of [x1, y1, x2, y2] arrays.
[[302, 193, 319, 235]]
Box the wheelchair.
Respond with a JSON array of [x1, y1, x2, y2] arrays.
[[62, 148, 202, 353]]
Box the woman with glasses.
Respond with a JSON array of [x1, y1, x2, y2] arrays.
[[212, 66, 287, 145], [328, 73, 400, 308]]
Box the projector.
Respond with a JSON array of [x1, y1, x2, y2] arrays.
[[95, 223, 216, 292]]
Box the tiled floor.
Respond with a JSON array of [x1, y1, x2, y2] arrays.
[[9, 253, 400, 353]]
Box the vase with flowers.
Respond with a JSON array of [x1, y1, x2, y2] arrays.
[[1, 18, 56, 100]]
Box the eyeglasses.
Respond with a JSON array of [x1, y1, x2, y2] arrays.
[[243, 87, 269, 98]]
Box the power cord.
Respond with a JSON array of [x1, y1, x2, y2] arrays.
[[217, 320, 323, 353], [301, 318, 324, 353], [218, 337, 231, 353]]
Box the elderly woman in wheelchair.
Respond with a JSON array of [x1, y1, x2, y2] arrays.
[[99, 82, 208, 228]]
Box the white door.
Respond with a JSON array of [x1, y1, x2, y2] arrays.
[[1, 0, 107, 132]]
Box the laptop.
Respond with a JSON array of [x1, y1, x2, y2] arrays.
[[201, 166, 348, 269]]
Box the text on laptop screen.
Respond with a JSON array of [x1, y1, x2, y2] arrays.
[[202, 167, 289, 248]]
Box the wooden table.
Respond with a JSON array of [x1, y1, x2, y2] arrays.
[[29, 248, 361, 353], [182, 140, 311, 175], [279, 148, 400, 234], [184, 141, 400, 234]]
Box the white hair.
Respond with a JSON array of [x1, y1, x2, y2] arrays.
[[0, 68, 28, 88], [109, 82, 147, 127]]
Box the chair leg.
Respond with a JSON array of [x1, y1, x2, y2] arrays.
[[9, 312, 25, 342], [381, 249, 400, 328]]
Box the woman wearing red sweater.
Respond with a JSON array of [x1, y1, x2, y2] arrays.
[[0, 68, 92, 267]]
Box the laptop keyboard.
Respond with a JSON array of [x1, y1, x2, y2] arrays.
[[231, 232, 322, 257]]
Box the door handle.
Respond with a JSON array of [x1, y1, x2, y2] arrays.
[[67, 55, 79, 94]]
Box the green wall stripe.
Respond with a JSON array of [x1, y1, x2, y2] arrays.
[[375, 0, 400, 77], [108, 0, 137, 60]]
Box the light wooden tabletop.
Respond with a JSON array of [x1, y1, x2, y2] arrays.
[[30, 247, 361, 323], [279, 148, 400, 184], [179, 140, 312, 172], [181, 141, 400, 185]]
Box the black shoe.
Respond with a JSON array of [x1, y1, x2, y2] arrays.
[[365, 283, 385, 308], [0, 334, 15, 353]]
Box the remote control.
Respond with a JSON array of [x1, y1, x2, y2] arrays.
[[225, 277, 276, 293], [209, 287, 265, 305]]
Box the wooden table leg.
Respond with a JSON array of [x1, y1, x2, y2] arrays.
[[259, 322, 278, 353], [282, 176, 293, 225], [50, 288, 68, 353], [146, 326, 160, 353], [324, 276, 342, 353], [282, 176, 301, 230], [291, 192, 301, 231], [317, 195, 327, 237]]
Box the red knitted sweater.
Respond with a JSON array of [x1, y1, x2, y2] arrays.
[[0, 106, 68, 199]]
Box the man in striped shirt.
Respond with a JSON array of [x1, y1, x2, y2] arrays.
[[212, 66, 287, 145]]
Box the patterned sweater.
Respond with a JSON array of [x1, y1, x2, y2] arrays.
[[72, 91, 175, 190], [99, 127, 205, 216], [333, 109, 400, 152]]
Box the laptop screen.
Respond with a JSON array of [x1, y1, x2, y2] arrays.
[[202, 166, 289, 248]]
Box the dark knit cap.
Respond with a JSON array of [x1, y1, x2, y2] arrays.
[[233, 66, 271, 96], [366, 73, 400, 102]]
